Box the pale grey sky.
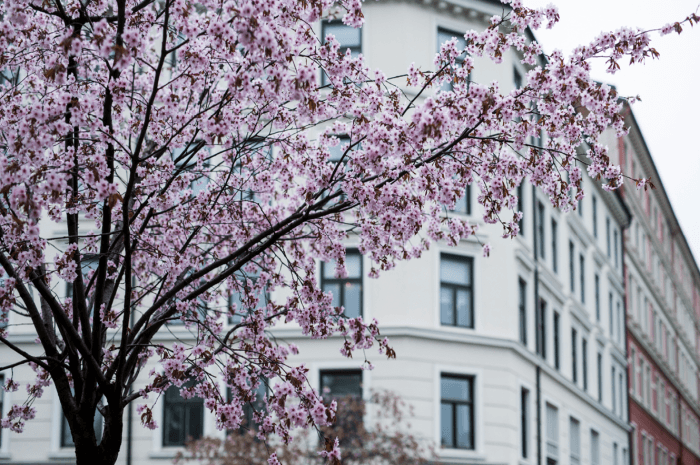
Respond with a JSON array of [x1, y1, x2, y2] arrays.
[[525, 0, 700, 262]]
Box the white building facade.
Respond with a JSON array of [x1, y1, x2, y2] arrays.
[[0, 1, 636, 465]]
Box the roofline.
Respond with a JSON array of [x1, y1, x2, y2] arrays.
[[622, 102, 700, 284]]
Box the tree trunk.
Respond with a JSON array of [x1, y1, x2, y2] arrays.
[[71, 406, 124, 465]]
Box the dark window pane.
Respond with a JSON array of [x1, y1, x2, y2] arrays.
[[441, 377, 470, 402], [227, 379, 267, 435], [324, 23, 361, 48], [441, 287, 454, 325], [453, 186, 471, 215], [329, 137, 350, 162], [343, 282, 361, 319], [164, 404, 184, 446], [323, 282, 341, 309], [321, 250, 363, 318], [61, 404, 103, 448], [456, 404, 473, 449], [345, 254, 362, 278], [320, 370, 362, 399], [186, 404, 203, 441], [441, 258, 470, 285], [441, 375, 474, 450], [437, 28, 468, 92], [61, 415, 74, 447], [440, 255, 474, 329], [519, 279, 527, 345], [456, 289, 472, 327], [163, 381, 204, 446], [441, 403, 454, 447]]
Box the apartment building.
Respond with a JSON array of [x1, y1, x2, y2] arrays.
[[3, 1, 691, 465], [602, 107, 700, 465]]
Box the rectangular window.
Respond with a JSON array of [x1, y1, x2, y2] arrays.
[[519, 278, 527, 345], [517, 184, 524, 236], [616, 301, 622, 344], [172, 143, 212, 196], [597, 352, 603, 402], [320, 370, 363, 447], [591, 430, 600, 465], [551, 219, 558, 273], [612, 366, 617, 414], [578, 194, 584, 217], [606, 217, 611, 257], [613, 442, 619, 465], [163, 380, 204, 447], [321, 21, 362, 86], [328, 135, 352, 163], [572, 329, 578, 384], [62, 409, 104, 448], [546, 403, 559, 464], [595, 274, 600, 321], [570, 417, 581, 465], [521, 388, 529, 459], [226, 379, 267, 435], [441, 375, 474, 450], [609, 292, 614, 337], [569, 241, 575, 293], [582, 338, 588, 392], [553, 311, 560, 370], [437, 28, 468, 92], [228, 269, 268, 325], [579, 254, 585, 303], [453, 185, 472, 215], [538, 201, 545, 259], [614, 229, 619, 268], [440, 255, 474, 328], [592, 196, 598, 238], [320, 370, 363, 399], [537, 298, 547, 359], [60, 386, 104, 448], [618, 371, 624, 418], [630, 348, 637, 396], [321, 250, 363, 318]]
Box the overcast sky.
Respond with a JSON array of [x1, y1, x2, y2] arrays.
[[523, 0, 700, 262]]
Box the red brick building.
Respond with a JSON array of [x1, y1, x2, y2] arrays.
[[609, 106, 700, 465]]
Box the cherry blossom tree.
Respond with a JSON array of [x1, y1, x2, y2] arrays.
[[0, 0, 696, 464]]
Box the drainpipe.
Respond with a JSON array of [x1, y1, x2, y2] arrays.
[[126, 386, 133, 465], [678, 393, 683, 465], [532, 185, 542, 465], [126, 282, 135, 465], [622, 221, 633, 465]]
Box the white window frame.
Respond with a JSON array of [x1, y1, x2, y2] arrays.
[[148, 368, 217, 459], [434, 246, 480, 331], [434, 364, 484, 461]]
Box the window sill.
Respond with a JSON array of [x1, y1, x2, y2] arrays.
[[48, 450, 78, 460], [438, 448, 486, 463], [150, 448, 186, 459]]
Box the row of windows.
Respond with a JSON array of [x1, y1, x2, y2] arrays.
[[638, 428, 679, 465], [630, 345, 684, 436], [628, 275, 700, 399], [45, 370, 361, 450], [542, 401, 627, 465], [519, 279, 626, 416], [526, 194, 621, 273], [321, 251, 475, 327], [321, 21, 472, 94]]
